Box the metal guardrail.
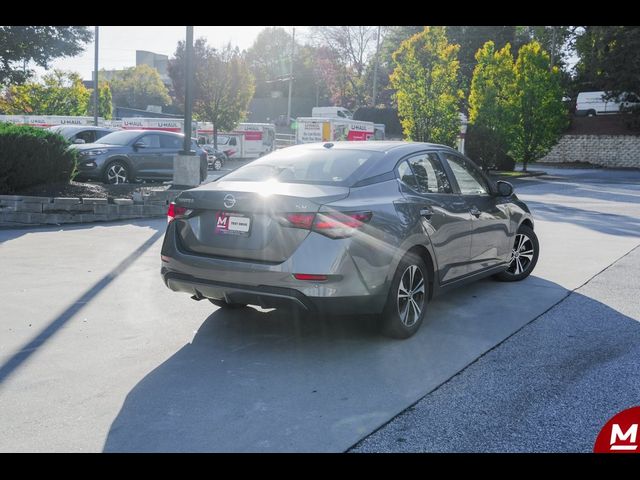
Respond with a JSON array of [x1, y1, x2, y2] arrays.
[[275, 133, 296, 149]]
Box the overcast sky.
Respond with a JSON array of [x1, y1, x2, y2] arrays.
[[37, 26, 310, 80]]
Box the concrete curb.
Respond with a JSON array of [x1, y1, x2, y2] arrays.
[[0, 190, 180, 227]]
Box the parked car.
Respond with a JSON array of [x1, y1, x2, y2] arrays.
[[200, 144, 227, 171], [575, 91, 640, 116], [48, 125, 119, 144], [70, 130, 207, 184], [161, 141, 539, 339]]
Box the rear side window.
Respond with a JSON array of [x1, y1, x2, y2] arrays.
[[75, 130, 96, 143], [398, 153, 452, 194], [442, 152, 489, 195], [223, 147, 380, 185], [160, 135, 183, 149], [138, 134, 161, 148]]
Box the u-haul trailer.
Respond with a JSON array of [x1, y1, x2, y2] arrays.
[[120, 117, 188, 132], [295, 117, 375, 144], [0, 115, 104, 128]]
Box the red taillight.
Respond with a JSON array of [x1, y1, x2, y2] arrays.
[[278, 211, 372, 238], [167, 202, 188, 223], [283, 212, 315, 229], [312, 211, 372, 238], [293, 273, 328, 281]]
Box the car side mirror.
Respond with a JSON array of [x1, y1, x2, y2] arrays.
[[133, 141, 146, 149], [496, 180, 513, 197], [73, 138, 86, 144]]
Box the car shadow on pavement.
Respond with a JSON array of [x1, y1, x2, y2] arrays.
[[523, 200, 640, 238], [0, 221, 164, 384], [350, 289, 640, 453], [100, 274, 621, 452]]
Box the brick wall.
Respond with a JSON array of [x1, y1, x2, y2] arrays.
[[541, 135, 640, 168]]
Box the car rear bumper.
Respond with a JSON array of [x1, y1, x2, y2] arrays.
[[162, 270, 384, 314], [160, 221, 388, 315]]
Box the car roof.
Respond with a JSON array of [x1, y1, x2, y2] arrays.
[[265, 141, 462, 184], [286, 140, 456, 155]]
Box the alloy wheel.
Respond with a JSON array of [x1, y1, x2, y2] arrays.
[[397, 264, 426, 327], [507, 233, 534, 275], [107, 163, 128, 184]]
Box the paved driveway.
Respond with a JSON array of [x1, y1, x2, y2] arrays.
[[0, 167, 638, 452]]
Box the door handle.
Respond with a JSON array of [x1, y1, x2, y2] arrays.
[[420, 208, 434, 219], [469, 207, 481, 218]]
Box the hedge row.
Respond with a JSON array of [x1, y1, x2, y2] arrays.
[[0, 123, 78, 193]]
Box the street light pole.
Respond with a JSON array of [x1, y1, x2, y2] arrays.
[[372, 25, 381, 107], [93, 26, 99, 126], [181, 25, 194, 154], [286, 27, 295, 124]]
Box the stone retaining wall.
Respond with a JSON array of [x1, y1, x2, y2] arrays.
[[540, 135, 640, 168], [0, 190, 180, 226]]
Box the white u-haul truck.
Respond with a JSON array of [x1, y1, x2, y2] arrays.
[[195, 122, 276, 159], [295, 117, 376, 144]]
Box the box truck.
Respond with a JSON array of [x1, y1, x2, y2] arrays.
[[295, 117, 375, 144], [195, 122, 276, 159]]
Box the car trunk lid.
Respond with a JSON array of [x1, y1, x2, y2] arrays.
[[174, 180, 349, 263]]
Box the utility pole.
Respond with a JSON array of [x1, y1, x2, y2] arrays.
[[286, 27, 295, 124], [181, 25, 194, 154], [93, 26, 99, 126], [372, 25, 381, 107]]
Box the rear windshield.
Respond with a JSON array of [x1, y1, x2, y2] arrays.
[[223, 147, 380, 185]]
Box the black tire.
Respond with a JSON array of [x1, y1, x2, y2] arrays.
[[494, 225, 539, 282], [209, 299, 247, 309], [380, 252, 430, 339], [103, 160, 130, 184], [212, 158, 223, 171]]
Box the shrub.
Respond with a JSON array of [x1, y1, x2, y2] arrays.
[[465, 123, 515, 171], [0, 123, 78, 193]]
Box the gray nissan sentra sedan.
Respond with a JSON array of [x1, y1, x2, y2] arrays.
[[161, 141, 539, 338]]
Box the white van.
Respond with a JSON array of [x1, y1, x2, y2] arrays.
[[575, 91, 638, 116], [311, 106, 354, 119]]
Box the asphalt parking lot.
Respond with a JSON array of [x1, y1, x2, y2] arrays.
[[0, 166, 638, 452]]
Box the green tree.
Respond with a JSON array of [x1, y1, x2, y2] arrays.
[[246, 27, 321, 101], [511, 41, 567, 171], [467, 41, 516, 169], [370, 26, 423, 107], [0, 70, 90, 115], [197, 44, 255, 148], [0, 26, 92, 85], [109, 64, 171, 110], [310, 26, 380, 108], [167, 38, 209, 113], [170, 40, 254, 149], [86, 80, 113, 119], [446, 26, 517, 100], [574, 26, 640, 95], [390, 26, 462, 145], [246, 27, 293, 98]]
